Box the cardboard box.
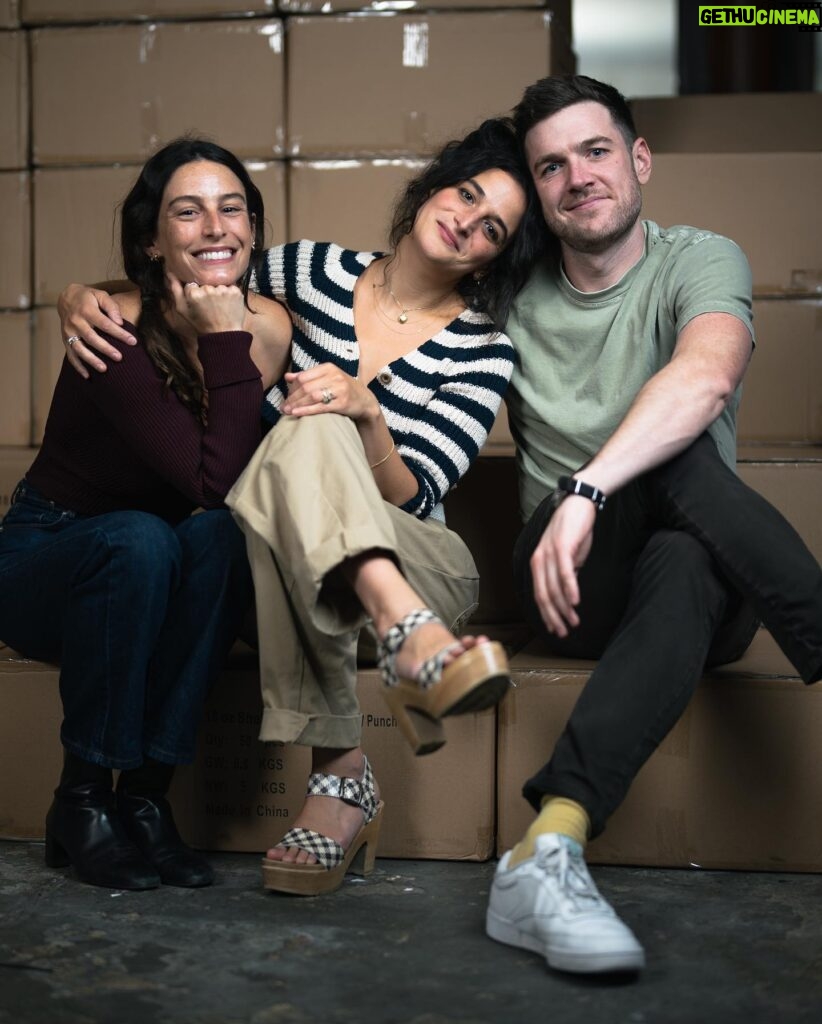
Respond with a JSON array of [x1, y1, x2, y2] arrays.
[[33, 166, 133, 307], [22, 0, 275, 21], [0, 654, 63, 840], [167, 667, 312, 855], [0, 171, 30, 309], [738, 446, 822, 565], [641, 153, 822, 291], [0, 0, 20, 27], [287, 12, 573, 158], [279, 0, 564, 12], [0, 447, 35, 514], [31, 20, 285, 166], [738, 299, 822, 444], [0, 312, 31, 446], [0, 653, 496, 861], [359, 671, 496, 860], [31, 307, 63, 446], [241, 159, 289, 248], [33, 161, 287, 306], [288, 159, 425, 254], [173, 666, 496, 859], [631, 93, 822, 154], [498, 630, 822, 871], [0, 31, 27, 170]]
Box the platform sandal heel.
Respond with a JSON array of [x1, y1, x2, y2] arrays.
[[377, 609, 511, 756], [261, 756, 383, 897], [381, 687, 447, 755]]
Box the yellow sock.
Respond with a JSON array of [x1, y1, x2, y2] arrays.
[[507, 796, 590, 868]]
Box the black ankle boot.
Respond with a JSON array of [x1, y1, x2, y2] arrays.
[[45, 752, 160, 891], [117, 759, 214, 888]]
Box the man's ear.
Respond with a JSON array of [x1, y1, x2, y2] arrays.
[[632, 136, 652, 185]]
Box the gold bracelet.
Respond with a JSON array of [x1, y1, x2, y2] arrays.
[[369, 441, 395, 469]]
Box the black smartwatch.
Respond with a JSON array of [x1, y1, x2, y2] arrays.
[[555, 475, 607, 512]]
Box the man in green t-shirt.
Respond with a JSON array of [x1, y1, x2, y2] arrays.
[[486, 74, 822, 976]]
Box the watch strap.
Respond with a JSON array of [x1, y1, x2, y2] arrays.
[[556, 475, 607, 512]]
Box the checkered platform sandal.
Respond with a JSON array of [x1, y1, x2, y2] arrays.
[[377, 609, 511, 756], [261, 756, 383, 896]]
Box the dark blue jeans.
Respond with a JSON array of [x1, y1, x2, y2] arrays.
[[513, 435, 822, 837], [0, 483, 253, 769]]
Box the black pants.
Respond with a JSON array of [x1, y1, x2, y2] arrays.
[[513, 435, 822, 837]]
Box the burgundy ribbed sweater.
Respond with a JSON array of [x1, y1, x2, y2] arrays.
[[27, 321, 264, 522]]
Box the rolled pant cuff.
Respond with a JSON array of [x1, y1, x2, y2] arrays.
[[259, 706, 363, 749]]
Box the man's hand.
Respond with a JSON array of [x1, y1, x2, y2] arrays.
[[57, 283, 135, 378], [530, 495, 596, 636]]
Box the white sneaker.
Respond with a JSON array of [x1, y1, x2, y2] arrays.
[[486, 832, 645, 974]]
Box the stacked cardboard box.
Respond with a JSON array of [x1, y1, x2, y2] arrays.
[[21, 1, 277, 23], [0, 645, 497, 861], [0, 2, 19, 28], [497, 630, 822, 872]]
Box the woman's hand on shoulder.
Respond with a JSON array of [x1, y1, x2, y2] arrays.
[[58, 283, 137, 378], [168, 274, 246, 336], [282, 363, 380, 424]]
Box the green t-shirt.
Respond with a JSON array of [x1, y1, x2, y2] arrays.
[[505, 221, 755, 522]]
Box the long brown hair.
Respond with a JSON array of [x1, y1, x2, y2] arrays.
[[120, 137, 265, 420], [388, 118, 547, 328]]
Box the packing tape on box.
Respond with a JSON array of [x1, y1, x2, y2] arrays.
[[402, 22, 428, 67]]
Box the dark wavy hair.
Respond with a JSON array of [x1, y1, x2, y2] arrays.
[[513, 74, 637, 149], [388, 118, 547, 328], [121, 137, 265, 420]]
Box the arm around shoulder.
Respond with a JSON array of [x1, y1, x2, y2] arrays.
[[58, 280, 137, 376]]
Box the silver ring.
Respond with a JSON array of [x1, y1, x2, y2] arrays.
[[321, 388, 334, 405], [66, 335, 81, 347]]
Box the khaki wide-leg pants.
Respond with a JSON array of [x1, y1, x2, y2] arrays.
[[226, 414, 480, 748]]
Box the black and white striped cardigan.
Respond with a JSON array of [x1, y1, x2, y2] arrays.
[[255, 241, 514, 520]]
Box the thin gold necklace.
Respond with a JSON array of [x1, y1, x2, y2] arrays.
[[371, 286, 428, 334], [374, 259, 455, 324]]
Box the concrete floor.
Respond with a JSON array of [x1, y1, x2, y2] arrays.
[[1, 840, 821, 1024]]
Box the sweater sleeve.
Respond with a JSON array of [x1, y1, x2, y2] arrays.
[[85, 326, 263, 508], [392, 331, 515, 519], [252, 244, 288, 305]]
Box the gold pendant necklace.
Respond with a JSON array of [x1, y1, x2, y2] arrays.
[[372, 258, 455, 325], [386, 285, 429, 324]]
